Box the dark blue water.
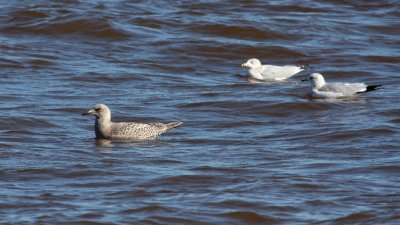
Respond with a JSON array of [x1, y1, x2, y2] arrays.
[[0, 0, 399, 224]]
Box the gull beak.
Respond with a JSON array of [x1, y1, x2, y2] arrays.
[[241, 63, 246, 67], [82, 108, 95, 116]]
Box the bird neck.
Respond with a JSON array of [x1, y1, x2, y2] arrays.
[[314, 80, 325, 89], [94, 115, 112, 138], [98, 113, 111, 124], [249, 68, 263, 80]]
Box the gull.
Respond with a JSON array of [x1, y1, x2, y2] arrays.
[[241, 58, 306, 81], [302, 73, 381, 98], [82, 104, 182, 141]]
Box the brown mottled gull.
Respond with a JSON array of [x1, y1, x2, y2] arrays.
[[82, 104, 183, 141]]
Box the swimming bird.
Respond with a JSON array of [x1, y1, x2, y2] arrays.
[[302, 73, 381, 98], [241, 58, 306, 81], [82, 104, 183, 141]]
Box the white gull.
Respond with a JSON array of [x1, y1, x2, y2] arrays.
[[241, 58, 306, 81], [302, 73, 381, 98]]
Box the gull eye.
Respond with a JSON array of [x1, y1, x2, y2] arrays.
[[95, 108, 100, 111]]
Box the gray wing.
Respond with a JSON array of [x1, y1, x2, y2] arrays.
[[260, 65, 303, 80], [321, 82, 367, 96], [312, 89, 345, 98]]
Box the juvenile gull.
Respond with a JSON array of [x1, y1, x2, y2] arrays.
[[302, 73, 381, 98], [241, 58, 306, 81], [82, 104, 183, 141]]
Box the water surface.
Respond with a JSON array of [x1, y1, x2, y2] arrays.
[[0, 0, 399, 224]]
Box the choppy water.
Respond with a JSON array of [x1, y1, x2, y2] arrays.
[[1, 0, 399, 224]]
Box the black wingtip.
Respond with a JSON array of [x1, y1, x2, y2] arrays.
[[365, 84, 382, 92], [357, 84, 382, 94]]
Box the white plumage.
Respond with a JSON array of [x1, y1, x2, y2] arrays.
[[303, 73, 381, 98], [241, 58, 305, 81]]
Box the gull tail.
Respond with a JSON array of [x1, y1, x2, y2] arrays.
[[357, 84, 382, 94], [166, 121, 183, 130]]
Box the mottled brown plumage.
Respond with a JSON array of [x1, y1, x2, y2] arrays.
[[82, 104, 182, 140]]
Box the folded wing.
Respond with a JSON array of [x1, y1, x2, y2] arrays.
[[260, 65, 303, 80]]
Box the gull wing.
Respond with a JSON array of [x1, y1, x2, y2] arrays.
[[320, 82, 367, 96], [260, 65, 303, 80]]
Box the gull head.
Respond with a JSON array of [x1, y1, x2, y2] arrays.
[[302, 73, 326, 89], [241, 58, 262, 69], [82, 104, 111, 120]]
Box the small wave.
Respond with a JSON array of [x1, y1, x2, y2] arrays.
[[179, 138, 254, 146], [61, 169, 114, 179], [332, 164, 400, 176], [148, 159, 184, 165], [3, 11, 131, 39], [179, 100, 327, 119], [321, 127, 396, 141], [208, 200, 260, 209], [27, 59, 55, 67], [66, 181, 120, 188], [69, 73, 149, 83], [179, 99, 274, 110], [270, 5, 331, 13], [184, 43, 306, 62], [120, 205, 172, 214], [16, 168, 55, 175], [190, 166, 248, 174], [145, 216, 203, 225], [218, 211, 282, 224], [0, 58, 25, 69], [379, 108, 400, 117], [131, 17, 165, 29], [8, 9, 48, 21], [364, 24, 399, 35], [60, 220, 117, 225], [77, 212, 104, 220], [372, 165, 400, 174], [330, 211, 376, 224], [210, 121, 265, 129], [149, 174, 216, 186], [362, 55, 400, 63], [0, 142, 12, 148], [191, 23, 292, 41], [109, 189, 153, 198], [390, 119, 400, 124], [51, 107, 85, 114], [0, 117, 59, 130], [3, 130, 37, 135], [292, 182, 327, 189]]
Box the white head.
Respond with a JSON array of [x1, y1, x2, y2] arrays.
[[241, 58, 262, 69], [304, 73, 326, 89], [82, 103, 111, 122]]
